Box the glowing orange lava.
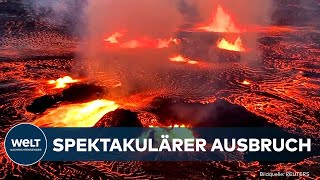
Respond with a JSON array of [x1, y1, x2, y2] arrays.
[[197, 5, 241, 33], [104, 31, 179, 49], [48, 76, 79, 89], [170, 55, 187, 62], [33, 99, 119, 127], [169, 55, 199, 65], [187, 60, 199, 65], [104, 32, 123, 44], [242, 80, 251, 85], [217, 37, 245, 52]]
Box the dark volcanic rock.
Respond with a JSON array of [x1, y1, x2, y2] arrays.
[[26, 84, 106, 113], [147, 97, 276, 127], [147, 97, 319, 162], [176, 31, 243, 63], [26, 95, 58, 113], [61, 84, 105, 103], [95, 109, 143, 127], [177, 31, 218, 61], [215, 49, 241, 62]]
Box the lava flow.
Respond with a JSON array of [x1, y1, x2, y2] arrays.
[[48, 76, 80, 89], [217, 37, 245, 52], [197, 5, 241, 33], [33, 99, 119, 127]]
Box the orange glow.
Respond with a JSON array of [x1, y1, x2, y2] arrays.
[[217, 37, 245, 52], [104, 31, 179, 49], [33, 100, 119, 127], [169, 124, 189, 128], [169, 55, 199, 65], [104, 32, 123, 44], [157, 38, 179, 48], [170, 55, 187, 62], [252, 26, 297, 33], [118, 38, 178, 49], [242, 80, 251, 85], [120, 40, 144, 48], [197, 5, 241, 33], [187, 60, 199, 65], [48, 76, 79, 89], [170, 38, 179, 45], [113, 82, 122, 88]]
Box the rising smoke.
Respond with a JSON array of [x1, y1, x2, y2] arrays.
[[79, 0, 184, 94], [22, 0, 274, 96], [78, 0, 273, 94]]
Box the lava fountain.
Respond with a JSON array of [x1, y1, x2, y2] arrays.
[[104, 32, 123, 44], [217, 37, 245, 52], [48, 76, 80, 89], [197, 5, 241, 33]]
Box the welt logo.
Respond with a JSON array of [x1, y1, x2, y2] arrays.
[[11, 139, 41, 148], [5, 123, 47, 166]]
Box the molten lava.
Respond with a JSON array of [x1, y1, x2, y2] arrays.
[[197, 5, 241, 33], [170, 55, 187, 62], [104, 31, 179, 49], [33, 99, 119, 127], [217, 37, 245, 52], [48, 76, 79, 89], [242, 80, 251, 85], [104, 32, 123, 44], [169, 55, 199, 65], [187, 60, 199, 65]]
